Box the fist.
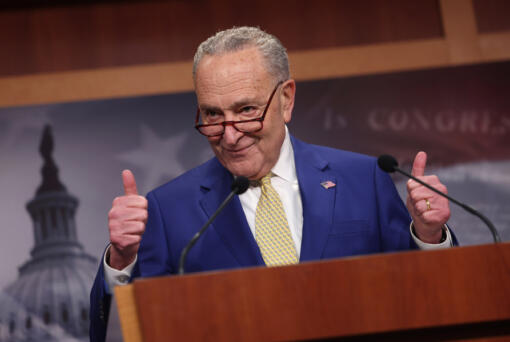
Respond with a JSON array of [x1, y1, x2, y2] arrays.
[[406, 152, 450, 243], [108, 170, 148, 270]]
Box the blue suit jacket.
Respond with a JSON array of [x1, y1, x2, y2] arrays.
[[90, 136, 416, 342]]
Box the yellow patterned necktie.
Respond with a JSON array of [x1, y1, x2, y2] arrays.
[[255, 173, 298, 266]]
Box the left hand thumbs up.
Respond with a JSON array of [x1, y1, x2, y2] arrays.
[[406, 151, 450, 243]]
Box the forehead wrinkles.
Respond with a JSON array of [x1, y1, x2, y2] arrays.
[[195, 48, 273, 106], [197, 73, 269, 109], [201, 89, 260, 111]]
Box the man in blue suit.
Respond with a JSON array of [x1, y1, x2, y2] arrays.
[[90, 27, 453, 342]]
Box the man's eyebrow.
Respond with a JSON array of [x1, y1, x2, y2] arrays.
[[200, 97, 263, 112], [230, 98, 261, 109], [199, 104, 222, 112]]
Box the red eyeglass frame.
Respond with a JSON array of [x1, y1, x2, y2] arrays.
[[194, 80, 284, 137]]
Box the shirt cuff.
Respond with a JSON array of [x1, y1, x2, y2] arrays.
[[103, 245, 137, 295], [410, 222, 453, 250]]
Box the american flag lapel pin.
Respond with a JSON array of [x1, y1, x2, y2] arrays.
[[320, 180, 336, 189]]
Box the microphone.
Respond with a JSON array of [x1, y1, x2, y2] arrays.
[[377, 155, 501, 243], [178, 176, 250, 274]]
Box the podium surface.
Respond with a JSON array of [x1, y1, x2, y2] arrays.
[[114, 243, 510, 341]]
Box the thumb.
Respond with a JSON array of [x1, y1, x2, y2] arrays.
[[122, 169, 139, 195], [411, 151, 427, 177]]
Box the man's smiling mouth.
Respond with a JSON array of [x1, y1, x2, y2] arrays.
[[224, 143, 255, 156]]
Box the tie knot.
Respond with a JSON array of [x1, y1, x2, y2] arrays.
[[260, 173, 273, 187]]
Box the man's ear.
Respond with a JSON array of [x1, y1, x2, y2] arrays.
[[280, 79, 296, 123]]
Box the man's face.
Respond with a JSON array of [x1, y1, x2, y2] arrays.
[[194, 47, 295, 180]]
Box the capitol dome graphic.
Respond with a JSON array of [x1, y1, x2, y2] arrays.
[[0, 125, 98, 341]]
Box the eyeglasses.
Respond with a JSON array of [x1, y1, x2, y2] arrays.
[[195, 81, 284, 137]]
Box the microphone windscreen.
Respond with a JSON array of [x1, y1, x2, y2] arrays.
[[377, 155, 398, 173], [231, 176, 250, 194]]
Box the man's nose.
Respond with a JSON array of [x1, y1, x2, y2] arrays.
[[222, 124, 243, 145]]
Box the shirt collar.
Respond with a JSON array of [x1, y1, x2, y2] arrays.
[[271, 126, 297, 184]]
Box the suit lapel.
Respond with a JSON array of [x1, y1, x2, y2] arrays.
[[197, 135, 337, 266], [292, 137, 337, 262], [199, 160, 264, 267]]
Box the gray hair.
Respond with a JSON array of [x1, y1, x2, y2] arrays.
[[193, 26, 289, 83]]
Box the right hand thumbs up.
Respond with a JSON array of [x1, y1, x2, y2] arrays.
[[108, 170, 148, 270]]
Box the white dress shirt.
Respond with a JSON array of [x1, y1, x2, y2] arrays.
[[104, 126, 451, 292], [237, 127, 303, 257]]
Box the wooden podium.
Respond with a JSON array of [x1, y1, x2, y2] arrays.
[[114, 243, 510, 341]]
